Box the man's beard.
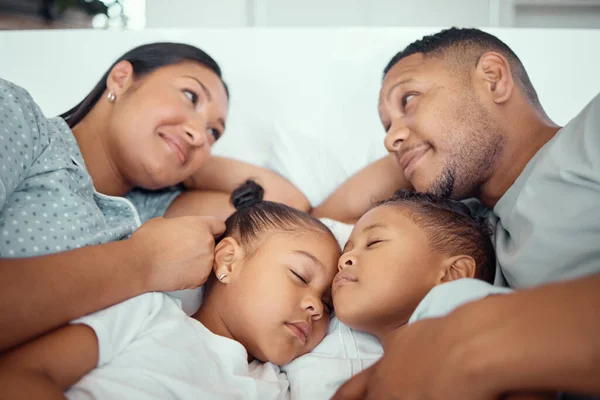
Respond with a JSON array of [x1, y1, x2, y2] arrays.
[[429, 165, 456, 199]]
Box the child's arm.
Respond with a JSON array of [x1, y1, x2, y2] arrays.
[[182, 156, 310, 212], [311, 155, 412, 224], [0, 324, 98, 399]]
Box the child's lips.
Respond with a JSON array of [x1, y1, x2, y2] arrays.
[[332, 271, 358, 290], [285, 321, 311, 345]]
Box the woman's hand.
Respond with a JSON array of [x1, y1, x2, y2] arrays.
[[130, 215, 226, 292]]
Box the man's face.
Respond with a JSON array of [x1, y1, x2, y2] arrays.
[[379, 53, 505, 199]]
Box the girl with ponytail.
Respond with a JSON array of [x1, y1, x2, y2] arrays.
[[0, 180, 339, 399]]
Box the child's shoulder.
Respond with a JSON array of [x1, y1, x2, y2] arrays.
[[409, 279, 513, 324]]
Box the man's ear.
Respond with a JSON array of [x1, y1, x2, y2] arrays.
[[105, 60, 135, 97], [213, 237, 245, 284], [476, 51, 514, 105], [440, 255, 476, 283]]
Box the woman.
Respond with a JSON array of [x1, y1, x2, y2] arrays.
[[0, 42, 308, 352]]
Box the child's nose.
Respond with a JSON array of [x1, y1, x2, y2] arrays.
[[338, 254, 355, 271]]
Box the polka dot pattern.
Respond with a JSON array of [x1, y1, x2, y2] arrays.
[[0, 78, 180, 259]]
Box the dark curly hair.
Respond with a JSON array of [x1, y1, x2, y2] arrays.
[[377, 189, 496, 284], [220, 180, 338, 255], [383, 27, 540, 109]]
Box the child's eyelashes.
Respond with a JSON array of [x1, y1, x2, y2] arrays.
[[290, 268, 333, 315], [291, 270, 308, 285], [366, 239, 385, 248]]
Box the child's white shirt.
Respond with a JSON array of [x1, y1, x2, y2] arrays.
[[66, 292, 289, 400]]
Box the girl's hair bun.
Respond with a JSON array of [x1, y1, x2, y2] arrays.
[[231, 179, 265, 210]]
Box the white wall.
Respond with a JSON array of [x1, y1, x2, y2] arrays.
[[1, 28, 599, 203], [145, 0, 491, 27], [257, 0, 491, 27], [512, 2, 600, 29], [145, 0, 250, 28], [145, 0, 600, 28]]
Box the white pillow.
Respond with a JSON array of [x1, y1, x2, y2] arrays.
[[319, 218, 354, 248], [264, 123, 354, 207], [282, 317, 382, 400]]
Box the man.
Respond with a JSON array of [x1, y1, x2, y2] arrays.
[[314, 28, 600, 399]]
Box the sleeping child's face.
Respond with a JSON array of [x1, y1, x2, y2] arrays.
[[332, 204, 462, 335], [214, 228, 340, 366]]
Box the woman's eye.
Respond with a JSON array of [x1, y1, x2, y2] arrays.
[[401, 94, 415, 108], [291, 270, 308, 285], [184, 89, 198, 105]]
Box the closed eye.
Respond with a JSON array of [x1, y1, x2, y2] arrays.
[[291, 270, 308, 285], [367, 240, 384, 248]]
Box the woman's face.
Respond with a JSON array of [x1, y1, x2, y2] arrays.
[[106, 61, 228, 189], [223, 229, 340, 366]]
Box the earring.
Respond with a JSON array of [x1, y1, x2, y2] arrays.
[[107, 91, 116, 103], [217, 273, 227, 281]]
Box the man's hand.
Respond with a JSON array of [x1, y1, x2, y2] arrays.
[[333, 275, 600, 399], [332, 316, 496, 400]]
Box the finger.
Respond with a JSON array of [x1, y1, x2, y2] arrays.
[[198, 216, 226, 236], [332, 368, 372, 400]]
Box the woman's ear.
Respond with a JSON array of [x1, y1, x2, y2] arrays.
[[213, 237, 244, 284], [105, 60, 135, 97], [440, 255, 476, 283]]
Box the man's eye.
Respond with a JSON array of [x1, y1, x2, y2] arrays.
[[401, 94, 415, 108]]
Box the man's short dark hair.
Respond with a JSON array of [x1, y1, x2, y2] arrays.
[[383, 27, 540, 108], [377, 189, 496, 284]]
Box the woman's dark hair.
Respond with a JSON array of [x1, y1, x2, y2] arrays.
[[221, 180, 338, 254], [60, 42, 229, 128], [377, 190, 496, 284]]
